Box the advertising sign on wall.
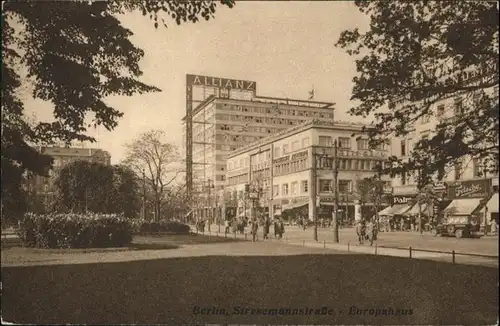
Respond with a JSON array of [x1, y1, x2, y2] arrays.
[[186, 74, 257, 92], [392, 195, 416, 205], [446, 179, 491, 199]]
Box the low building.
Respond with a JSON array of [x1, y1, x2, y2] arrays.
[[25, 145, 112, 212], [224, 120, 391, 222]]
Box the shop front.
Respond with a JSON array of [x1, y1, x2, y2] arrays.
[[376, 195, 416, 231], [444, 179, 492, 234], [318, 196, 353, 226], [281, 197, 309, 219], [485, 192, 499, 232]]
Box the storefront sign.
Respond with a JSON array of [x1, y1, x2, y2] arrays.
[[291, 150, 308, 160], [446, 179, 491, 199], [336, 149, 386, 158], [290, 196, 309, 205], [392, 195, 416, 205], [273, 156, 290, 163], [320, 196, 335, 203]]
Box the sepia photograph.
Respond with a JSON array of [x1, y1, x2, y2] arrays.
[[1, 0, 498, 324]]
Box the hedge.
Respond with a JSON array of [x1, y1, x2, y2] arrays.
[[17, 213, 133, 249], [137, 220, 191, 234]]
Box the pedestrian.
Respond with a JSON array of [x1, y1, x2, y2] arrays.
[[491, 217, 497, 234], [274, 217, 279, 238], [224, 219, 230, 234], [251, 218, 258, 242], [355, 220, 365, 245], [263, 217, 270, 239], [365, 218, 375, 246]]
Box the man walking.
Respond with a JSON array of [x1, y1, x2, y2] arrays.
[[251, 218, 258, 242], [365, 218, 375, 246], [263, 216, 270, 239]]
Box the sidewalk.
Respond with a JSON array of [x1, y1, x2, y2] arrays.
[[192, 224, 499, 267]]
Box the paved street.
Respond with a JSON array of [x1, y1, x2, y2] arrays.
[[281, 226, 499, 255], [201, 224, 499, 257]]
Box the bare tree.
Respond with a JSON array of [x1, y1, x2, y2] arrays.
[[123, 130, 182, 221]]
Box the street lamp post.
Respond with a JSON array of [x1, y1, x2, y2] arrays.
[[312, 149, 319, 241], [483, 163, 489, 235], [332, 139, 340, 243], [207, 179, 214, 232]]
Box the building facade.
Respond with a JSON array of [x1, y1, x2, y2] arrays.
[[225, 120, 391, 222], [388, 83, 499, 230], [25, 146, 111, 212], [182, 74, 335, 220]]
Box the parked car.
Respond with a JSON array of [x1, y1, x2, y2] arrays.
[[431, 215, 481, 238]]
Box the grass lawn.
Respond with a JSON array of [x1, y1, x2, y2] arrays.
[[2, 251, 498, 325]]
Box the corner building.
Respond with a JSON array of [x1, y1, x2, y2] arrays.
[[388, 82, 499, 232], [225, 120, 391, 222], [181, 74, 335, 220]]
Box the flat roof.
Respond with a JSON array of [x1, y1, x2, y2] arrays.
[[226, 119, 373, 159], [182, 95, 335, 121]]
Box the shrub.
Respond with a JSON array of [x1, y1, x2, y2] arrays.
[[160, 220, 190, 234], [17, 213, 134, 249]]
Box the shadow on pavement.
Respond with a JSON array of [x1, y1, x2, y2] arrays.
[[2, 253, 498, 325], [1, 233, 242, 252]]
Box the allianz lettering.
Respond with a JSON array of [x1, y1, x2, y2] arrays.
[[187, 74, 257, 91]]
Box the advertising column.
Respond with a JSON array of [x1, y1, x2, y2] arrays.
[[354, 200, 362, 222]]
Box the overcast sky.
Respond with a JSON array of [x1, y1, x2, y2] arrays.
[[27, 1, 370, 164]]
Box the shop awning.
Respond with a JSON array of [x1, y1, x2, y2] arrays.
[[486, 193, 499, 214], [405, 202, 433, 216], [282, 202, 308, 212], [377, 206, 393, 216], [390, 204, 412, 216], [443, 198, 483, 216]]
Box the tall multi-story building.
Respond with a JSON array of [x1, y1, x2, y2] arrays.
[[224, 120, 391, 222], [181, 74, 335, 218], [388, 81, 499, 231], [25, 145, 111, 211]]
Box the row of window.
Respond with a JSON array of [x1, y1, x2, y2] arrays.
[[228, 157, 250, 170], [229, 157, 387, 178], [227, 173, 249, 186], [274, 138, 310, 157], [420, 88, 499, 125], [317, 158, 387, 172], [318, 136, 387, 151], [318, 179, 352, 193], [274, 159, 308, 176], [216, 103, 334, 120], [273, 181, 309, 197], [216, 114, 308, 127], [218, 124, 287, 135]]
